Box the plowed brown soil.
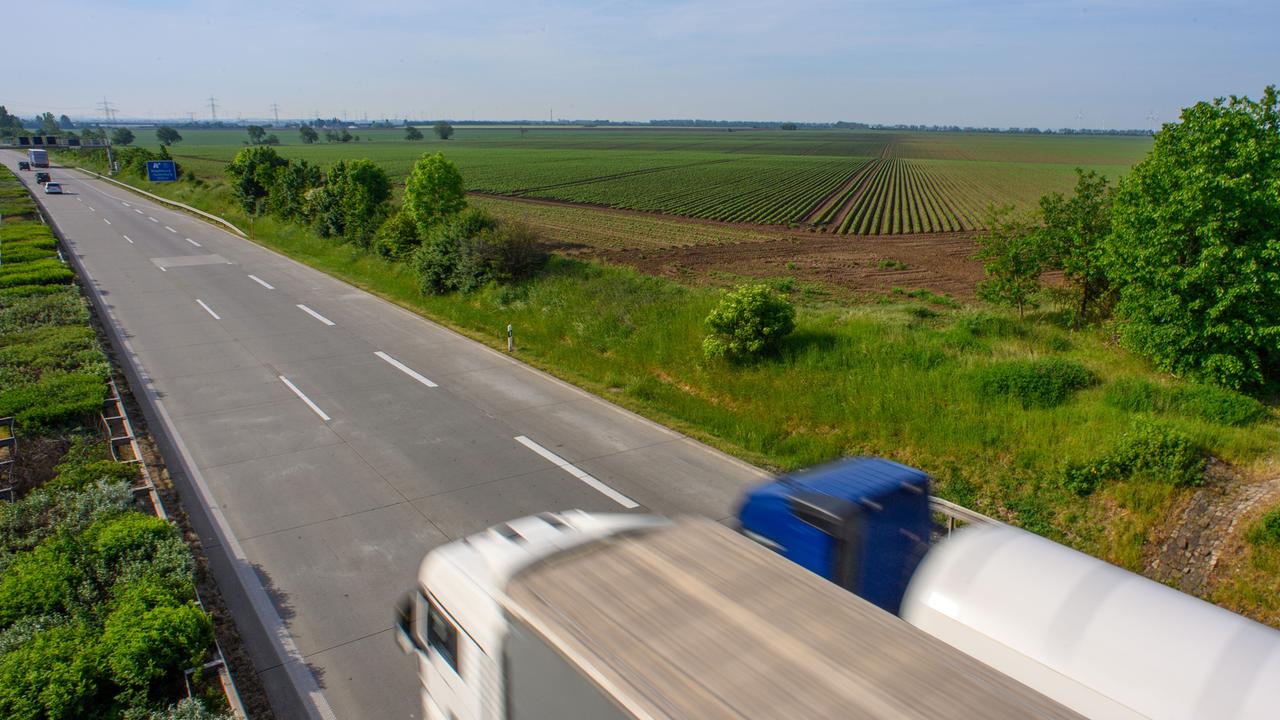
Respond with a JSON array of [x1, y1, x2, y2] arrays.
[[593, 232, 983, 299]]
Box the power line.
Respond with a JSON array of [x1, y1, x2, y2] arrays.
[[98, 97, 117, 124], [207, 96, 218, 122]]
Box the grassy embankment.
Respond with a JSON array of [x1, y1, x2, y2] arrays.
[[0, 166, 227, 719], [54, 150, 1280, 627]]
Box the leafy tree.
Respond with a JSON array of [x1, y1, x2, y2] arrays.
[[404, 153, 467, 234], [263, 133, 280, 146], [405, 125, 423, 141], [1105, 86, 1280, 389], [58, 114, 75, 130], [245, 125, 266, 144], [780, 122, 798, 131], [38, 112, 59, 134], [298, 125, 319, 144], [323, 129, 339, 143], [267, 159, 322, 221], [453, 221, 547, 290], [973, 204, 1042, 319], [1036, 169, 1112, 326], [155, 126, 182, 146], [433, 121, 454, 140], [110, 127, 135, 146], [336, 159, 392, 246], [340, 129, 353, 143], [702, 284, 796, 361], [0, 105, 23, 133], [225, 146, 288, 215]]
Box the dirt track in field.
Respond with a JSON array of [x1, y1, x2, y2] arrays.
[[591, 231, 983, 299]]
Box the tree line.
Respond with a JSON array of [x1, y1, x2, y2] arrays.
[[973, 86, 1279, 391], [224, 147, 544, 294]]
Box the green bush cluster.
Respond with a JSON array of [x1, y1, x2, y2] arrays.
[[413, 210, 548, 294], [0, 479, 212, 719], [66, 147, 182, 184], [0, 174, 109, 432], [1060, 419, 1206, 495], [1103, 377, 1267, 427], [974, 358, 1095, 408], [702, 284, 796, 361]]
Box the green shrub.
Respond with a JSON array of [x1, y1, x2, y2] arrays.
[[0, 259, 74, 289], [702, 284, 796, 361], [0, 288, 86, 333], [373, 210, 421, 260], [0, 371, 109, 432], [952, 312, 1025, 339], [88, 514, 177, 572], [0, 324, 104, 379], [0, 481, 132, 554], [0, 620, 102, 720], [1104, 378, 1267, 427], [1246, 507, 1280, 548], [453, 221, 548, 291], [0, 538, 85, 625], [975, 358, 1095, 408], [1060, 419, 1206, 495], [48, 459, 137, 492], [0, 283, 67, 299], [412, 209, 498, 294], [101, 579, 212, 694]]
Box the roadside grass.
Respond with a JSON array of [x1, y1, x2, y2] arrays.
[[54, 154, 1280, 624]]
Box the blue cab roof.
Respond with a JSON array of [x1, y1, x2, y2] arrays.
[[746, 456, 929, 504]]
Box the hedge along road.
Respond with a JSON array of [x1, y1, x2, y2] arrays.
[[3, 152, 769, 720]]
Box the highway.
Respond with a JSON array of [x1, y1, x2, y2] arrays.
[[2, 153, 769, 719]]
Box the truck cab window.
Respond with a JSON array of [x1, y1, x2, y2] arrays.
[[426, 598, 460, 674]]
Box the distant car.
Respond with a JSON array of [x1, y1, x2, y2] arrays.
[[35, 172, 51, 184], [43, 182, 62, 195], [17, 161, 30, 170]]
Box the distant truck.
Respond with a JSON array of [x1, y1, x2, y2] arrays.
[[397, 512, 1079, 720], [737, 457, 1280, 719], [27, 148, 48, 168]]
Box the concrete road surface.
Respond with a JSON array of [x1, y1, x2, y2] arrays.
[[2, 154, 769, 719]]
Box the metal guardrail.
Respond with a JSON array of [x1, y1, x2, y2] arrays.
[[98, 379, 248, 718], [80, 169, 248, 237], [929, 496, 1002, 538]]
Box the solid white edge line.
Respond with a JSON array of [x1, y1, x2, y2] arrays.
[[186, 237, 202, 247], [122, 235, 133, 244], [195, 299, 221, 320], [248, 274, 274, 290], [296, 304, 335, 326], [374, 351, 438, 388], [280, 376, 331, 421], [514, 435, 640, 509]]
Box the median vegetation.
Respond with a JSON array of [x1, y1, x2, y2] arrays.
[[0, 167, 228, 719]]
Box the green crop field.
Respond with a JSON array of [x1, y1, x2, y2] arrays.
[[160, 126, 1149, 234]]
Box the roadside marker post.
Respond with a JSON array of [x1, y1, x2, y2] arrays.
[[507, 324, 513, 352]]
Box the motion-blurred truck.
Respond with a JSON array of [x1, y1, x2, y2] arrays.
[[397, 512, 1078, 720]]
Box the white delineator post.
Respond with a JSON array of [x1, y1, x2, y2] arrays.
[[507, 324, 514, 352]]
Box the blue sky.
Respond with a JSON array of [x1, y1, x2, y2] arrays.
[[7, 0, 1277, 128]]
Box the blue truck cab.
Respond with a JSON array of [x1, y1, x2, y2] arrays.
[[737, 457, 931, 614]]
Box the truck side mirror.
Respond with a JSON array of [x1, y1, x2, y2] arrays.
[[395, 592, 423, 655], [788, 491, 862, 590]]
